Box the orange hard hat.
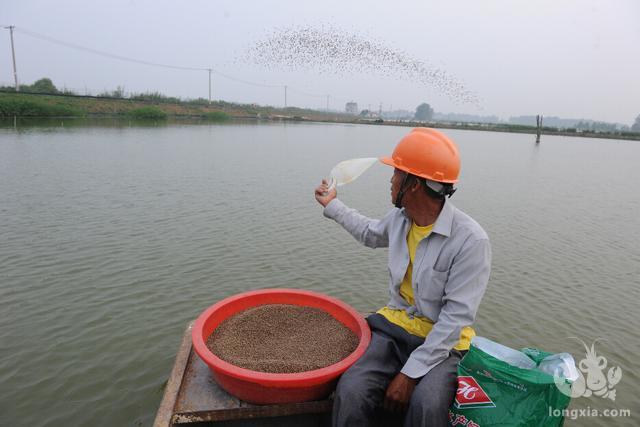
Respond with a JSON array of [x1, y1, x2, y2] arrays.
[[379, 128, 460, 183]]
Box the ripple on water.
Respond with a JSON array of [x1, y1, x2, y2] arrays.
[[1, 125, 639, 426]]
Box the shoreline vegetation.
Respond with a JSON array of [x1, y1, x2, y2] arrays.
[[1, 90, 639, 141]]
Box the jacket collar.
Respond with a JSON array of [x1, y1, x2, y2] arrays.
[[432, 197, 454, 237], [399, 197, 454, 237]]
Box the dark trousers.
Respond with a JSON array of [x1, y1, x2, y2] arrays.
[[332, 314, 464, 427]]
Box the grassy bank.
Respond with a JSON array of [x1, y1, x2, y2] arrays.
[[126, 106, 168, 120], [0, 91, 344, 122], [2, 91, 639, 141], [0, 95, 84, 117], [375, 120, 640, 141]]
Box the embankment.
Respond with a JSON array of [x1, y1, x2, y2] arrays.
[[1, 91, 638, 141]]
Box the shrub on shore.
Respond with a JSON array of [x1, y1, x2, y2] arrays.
[[203, 111, 229, 121], [127, 106, 167, 120], [0, 97, 83, 117]]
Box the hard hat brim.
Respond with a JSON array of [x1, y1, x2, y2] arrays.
[[378, 156, 459, 184], [379, 156, 396, 168]]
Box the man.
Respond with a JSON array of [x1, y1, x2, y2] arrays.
[[314, 128, 491, 427]]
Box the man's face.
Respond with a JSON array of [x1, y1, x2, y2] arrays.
[[390, 168, 404, 204]]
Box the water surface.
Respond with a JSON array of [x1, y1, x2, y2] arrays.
[[1, 120, 638, 425]]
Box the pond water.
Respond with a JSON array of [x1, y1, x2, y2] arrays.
[[1, 119, 638, 426]]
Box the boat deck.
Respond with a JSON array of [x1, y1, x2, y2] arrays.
[[153, 322, 333, 426]]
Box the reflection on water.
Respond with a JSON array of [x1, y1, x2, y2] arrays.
[[0, 116, 241, 130], [0, 120, 638, 426]]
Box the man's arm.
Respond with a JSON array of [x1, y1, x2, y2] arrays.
[[315, 180, 391, 248], [383, 237, 490, 412]]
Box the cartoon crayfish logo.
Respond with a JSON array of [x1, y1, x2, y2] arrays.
[[555, 338, 622, 400]]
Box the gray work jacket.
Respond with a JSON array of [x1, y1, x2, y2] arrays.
[[323, 198, 491, 379]]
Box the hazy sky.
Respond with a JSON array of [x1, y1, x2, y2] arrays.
[[2, 0, 639, 123]]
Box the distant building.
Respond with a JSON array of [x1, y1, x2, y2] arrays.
[[345, 102, 358, 114]]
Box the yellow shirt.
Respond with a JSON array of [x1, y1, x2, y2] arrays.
[[377, 221, 474, 350]]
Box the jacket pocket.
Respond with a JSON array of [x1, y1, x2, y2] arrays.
[[433, 253, 452, 273], [416, 267, 448, 305]]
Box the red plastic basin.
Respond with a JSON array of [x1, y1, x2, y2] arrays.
[[192, 288, 371, 404]]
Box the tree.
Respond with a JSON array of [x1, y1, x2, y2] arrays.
[[24, 78, 59, 94], [414, 103, 434, 121], [632, 115, 640, 132]]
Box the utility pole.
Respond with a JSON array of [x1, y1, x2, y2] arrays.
[[326, 95, 330, 112], [284, 85, 287, 108], [5, 26, 19, 91], [207, 69, 212, 105]]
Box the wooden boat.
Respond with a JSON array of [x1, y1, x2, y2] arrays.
[[153, 322, 333, 426]]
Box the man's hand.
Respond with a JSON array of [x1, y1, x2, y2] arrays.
[[314, 179, 337, 207], [383, 373, 418, 413]]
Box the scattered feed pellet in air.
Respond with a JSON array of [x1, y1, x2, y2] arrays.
[[244, 25, 480, 106]]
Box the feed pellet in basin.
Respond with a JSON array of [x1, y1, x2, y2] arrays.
[[207, 304, 360, 373]]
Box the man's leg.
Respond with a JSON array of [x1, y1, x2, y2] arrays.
[[403, 350, 464, 427], [332, 330, 403, 427]]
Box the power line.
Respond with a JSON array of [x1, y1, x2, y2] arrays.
[[209, 68, 282, 89], [14, 26, 284, 89], [14, 27, 208, 72], [9, 26, 358, 110]]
